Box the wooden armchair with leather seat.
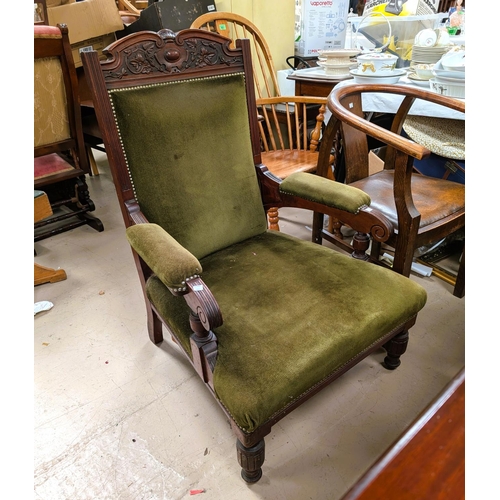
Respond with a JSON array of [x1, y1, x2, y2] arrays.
[[312, 84, 465, 297], [81, 29, 428, 483], [34, 24, 104, 242]]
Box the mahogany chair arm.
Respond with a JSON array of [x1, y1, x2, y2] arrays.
[[329, 84, 464, 162], [279, 172, 393, 246], [126, 222, 222, 385]]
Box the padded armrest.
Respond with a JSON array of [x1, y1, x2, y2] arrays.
[[126, 223, 202, 292], [280, 172, 371, 214]]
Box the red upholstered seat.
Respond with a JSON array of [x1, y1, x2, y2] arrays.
[[34, 153, 75, 181]]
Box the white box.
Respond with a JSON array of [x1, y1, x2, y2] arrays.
[[295, 0, 350, 57]]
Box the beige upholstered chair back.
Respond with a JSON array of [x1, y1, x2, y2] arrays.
[[34, 56, 71, 148]]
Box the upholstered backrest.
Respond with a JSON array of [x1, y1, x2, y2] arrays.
[[108, 72, 268, 259], [34, 32, 70, 148]]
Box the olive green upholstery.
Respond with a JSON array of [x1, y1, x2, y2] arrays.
[[82, 29, 428, 481], [111, 70, 428, 435], [126, 223, 202, 291], [280, 172, 371, 213], [109, 74, 267, 260], [136, 227, 427, 433]]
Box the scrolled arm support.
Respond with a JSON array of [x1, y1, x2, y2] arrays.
[[279, 172, 394, 243], [185, 278, 222, 388], [184, 278, 223, 332]]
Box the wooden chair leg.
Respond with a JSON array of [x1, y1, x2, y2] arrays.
[[236, 439, 265, 484], [383, 330, 409, 370], [453, 248, 465, 298], [86, 145, 100, 176], [34, 263, 67, 286]]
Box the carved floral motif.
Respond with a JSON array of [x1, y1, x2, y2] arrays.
[[103, 31, 242, 81]]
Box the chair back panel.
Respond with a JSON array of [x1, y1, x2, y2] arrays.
[[82, 30, 268, 259], [258, 101, 308, 152], [109, 74, 267, 258], [34, 24, 89, 173], [337, 93, 370, 183], [34, 57, 71, 148], [190, 12, 280, 99]]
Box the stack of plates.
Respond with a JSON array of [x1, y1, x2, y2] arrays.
[[317, 49, 360, 78], [411, 45, 452, 66], [317, 61, 356, 77]]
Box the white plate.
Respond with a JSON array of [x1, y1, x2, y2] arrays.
[[407, 73, 430, 87], [291, 67, 353, 81], [349, 68, 405, 84], [432, 61, 465, 80], [318, 49, 360, 58]]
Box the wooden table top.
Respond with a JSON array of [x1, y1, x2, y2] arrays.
[[340, 367, 465, 500], [287, 73, 353, 98]]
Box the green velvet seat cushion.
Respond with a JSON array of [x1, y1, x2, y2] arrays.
[[146, 230, 427, 434]]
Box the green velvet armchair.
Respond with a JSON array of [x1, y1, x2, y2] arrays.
[[81, 29, 427, 483]]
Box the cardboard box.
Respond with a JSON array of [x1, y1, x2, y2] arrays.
[[294, 0, 350, 57], [362, 0, 439, 17], [47, 0, 124, 67], [118, 0, 217, 38], [46, 0, 75, 7]]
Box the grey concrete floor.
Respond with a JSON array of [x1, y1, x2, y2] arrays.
[[33, 151, 465, 499]]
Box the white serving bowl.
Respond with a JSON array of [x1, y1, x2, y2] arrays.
[[350, 68, 405, 84], [440, 50, 465, 72], [356, 53, 398, 76], [318, 49, 360, 60]]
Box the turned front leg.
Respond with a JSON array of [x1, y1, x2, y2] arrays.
[[236, 439, 265, 483], [383, 330, 409, 370]]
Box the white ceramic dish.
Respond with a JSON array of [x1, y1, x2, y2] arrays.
[[350, 68, 405, 84], [414, 29, 437, 47], [431, 61, 465, 80], [292, 67, 353, 81], [435, 29, 450, 47], [429, 78, 465, 98], [440, 50, 465, 72], [407, 73, 430, 87], [317, 61, 356, 76], [356, 53, 398, 76], [413, 64, 434, 80]]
